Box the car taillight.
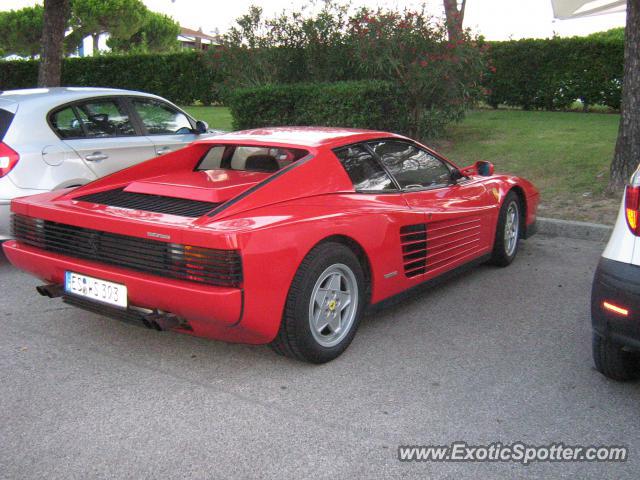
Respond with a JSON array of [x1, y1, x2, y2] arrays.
[[0, 142, 19, 178], [625, 185, 640, 236]]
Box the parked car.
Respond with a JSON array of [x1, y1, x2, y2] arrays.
[[592, 166, 640, 380], [0, 86, 220, 240], [3, 127, 539, 363]]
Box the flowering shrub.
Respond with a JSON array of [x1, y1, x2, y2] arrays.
[[345, 8, 486, 138]]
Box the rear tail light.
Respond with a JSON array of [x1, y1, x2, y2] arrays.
[[0, 142, 19, 178], [625, 184, 640, 236]]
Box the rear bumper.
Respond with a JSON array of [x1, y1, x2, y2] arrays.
[[2, 240, 267, 344], [591, 257, 640, 351]]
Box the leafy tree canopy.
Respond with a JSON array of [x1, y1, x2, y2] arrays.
[[0, 5, 44, 58], [69, 0, 148, 49], [107, 10, 180, 53]]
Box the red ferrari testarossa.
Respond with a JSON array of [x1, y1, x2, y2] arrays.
[[3, 127, 539, 362]]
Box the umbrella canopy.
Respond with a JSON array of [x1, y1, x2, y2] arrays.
[[551, 0, 626, 19]]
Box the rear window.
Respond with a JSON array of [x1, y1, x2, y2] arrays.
[[196, 145, 308, 173], [0, 108, 14, 141]]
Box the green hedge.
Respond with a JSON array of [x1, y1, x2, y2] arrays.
[[227, 81, 404, 132], [485, 37, 623, 110], [0, 35, 625, 113], [0, 51, 222, 105]]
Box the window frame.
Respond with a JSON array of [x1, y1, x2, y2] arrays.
[[365, 139, 459, 193], [333, 138, 461, 194], [126, 96, 197, 136], [47, 96, 144, 140], [47, 95, 198, 140], [194, 143, 310, 173], [332, 142, 400, 194]]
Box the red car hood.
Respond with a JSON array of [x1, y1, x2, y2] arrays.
[[123, 170, 270, 203]]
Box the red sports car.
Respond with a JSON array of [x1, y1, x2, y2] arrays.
[[3, 127, 539, 363]]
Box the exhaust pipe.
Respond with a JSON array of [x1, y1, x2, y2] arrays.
[[36, 284, 63, 298], [144, 312, 183, 331]]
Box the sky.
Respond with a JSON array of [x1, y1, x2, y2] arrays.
[[1, 0, 626, 41]]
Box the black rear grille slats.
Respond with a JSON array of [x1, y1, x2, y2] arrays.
[[12, 215, 242, 288], [76, 188, 218, 217], [400, 223, 427, 277]]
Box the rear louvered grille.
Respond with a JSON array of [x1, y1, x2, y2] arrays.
[[12, 214, 242, 288], [400, 223, 427, 277], [76, 188, 219, 217]]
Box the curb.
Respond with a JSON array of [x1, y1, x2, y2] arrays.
[[537, 217, 613, 242]]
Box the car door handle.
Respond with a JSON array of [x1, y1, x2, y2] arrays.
[[85, 152, 108, 162], [156, 146, 172, 155]]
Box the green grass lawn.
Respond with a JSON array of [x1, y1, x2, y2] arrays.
[[432, 109, 621, 223], [182, 106, 621, 224], [183, 106, 234, 131]]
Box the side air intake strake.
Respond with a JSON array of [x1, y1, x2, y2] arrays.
[[76, 188, 219, 217], [400, 223, 427, 277], [12, 214, 242, 287]]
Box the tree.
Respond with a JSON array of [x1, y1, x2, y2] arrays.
[[107, 11, 180, 53], [0, 5, 44, 58], [443, 0, 466, 41], [609, 0, 640, 189], [38, 0, 70, 87], [69, 0, 147, 54]]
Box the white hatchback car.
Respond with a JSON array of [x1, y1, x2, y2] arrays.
[[0, 87, 220, 239], [592, 166, 640, 380]]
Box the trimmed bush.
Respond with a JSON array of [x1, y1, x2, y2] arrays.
[[0, 51, 223, 105], [485, 37, 623, 110], [227, 81, 404, 132]]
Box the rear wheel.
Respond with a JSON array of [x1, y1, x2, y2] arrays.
[[491, 191, 521, 266], [593, 333, 640, 381], [270, 242, 365, 363]]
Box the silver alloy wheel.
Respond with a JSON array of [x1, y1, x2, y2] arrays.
[[504, 201, 520, 257], [308, 263, 359, 348]]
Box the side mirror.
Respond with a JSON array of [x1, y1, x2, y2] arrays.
[[195, 120, 209, 134], [475, 161, 494, 176]]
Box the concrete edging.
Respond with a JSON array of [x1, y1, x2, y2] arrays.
[[536, 217, 613, 242]]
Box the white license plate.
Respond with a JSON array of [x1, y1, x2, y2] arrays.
[[64, 271, 127, 308]]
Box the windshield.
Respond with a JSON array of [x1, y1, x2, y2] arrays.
[[196, 145, 308, 173]]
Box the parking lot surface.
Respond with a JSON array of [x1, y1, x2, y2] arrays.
[[1, 235, 640, 479]]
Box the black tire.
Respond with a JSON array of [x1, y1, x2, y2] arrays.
[[592, 333, 640, 381], [270, 242, 366, 363], [490, 191, 522, 266]]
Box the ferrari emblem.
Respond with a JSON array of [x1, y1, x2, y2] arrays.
[[492, 188, 500, 202], [328, 300, 337, 311]]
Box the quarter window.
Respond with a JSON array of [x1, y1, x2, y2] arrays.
[[50, 107, 84, 139], [334, 144, 397, 192], [74, 99, 136, 137], [132, 99, 193, 135], [368, 140, 452, 189]]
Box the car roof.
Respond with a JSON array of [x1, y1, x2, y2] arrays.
[[206, 126, 408, 148], [0, 87, 165, 109]]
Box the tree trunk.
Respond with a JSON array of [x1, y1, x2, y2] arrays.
[[609, 0, 640, 190], [92, 34, 100, 55], [443, 0, 466, 42], [37, 0, 70, 87]]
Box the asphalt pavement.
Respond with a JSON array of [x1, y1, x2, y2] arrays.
[[1, 235, 640, 479]]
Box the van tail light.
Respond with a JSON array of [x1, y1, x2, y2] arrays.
[[0, 142, 19, 178]]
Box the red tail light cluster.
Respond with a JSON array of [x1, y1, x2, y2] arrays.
[[0, 142, 19, 178], [625, 185, 640, 236]]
